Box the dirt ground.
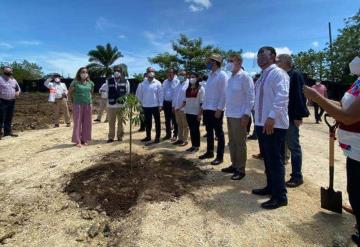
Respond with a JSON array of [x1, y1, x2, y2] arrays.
[[0, 93, 357, 247]]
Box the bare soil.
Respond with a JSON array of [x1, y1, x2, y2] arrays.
[[0, 93, 357, 246]]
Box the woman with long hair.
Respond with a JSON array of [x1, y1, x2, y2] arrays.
[[183, 72, 205, 152], [68, 67, 94, 147]]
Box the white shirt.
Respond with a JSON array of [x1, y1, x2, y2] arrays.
[[44, 80, 68, 99], [254, 64, 290, 129], [162, 78, 179, 101], [202, 69, 228, 111], [184, 86, 205, 115], [225, 69, 255, 118], [100, 78, 130, 108], [98, 82, 108, 99], [136, 78, 163, 107], [173, 79, 189, 111]]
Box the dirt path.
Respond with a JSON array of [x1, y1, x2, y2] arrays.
[[0, 113, 357, 246]]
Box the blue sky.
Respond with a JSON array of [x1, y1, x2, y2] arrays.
[[0, 0, 358, 77]]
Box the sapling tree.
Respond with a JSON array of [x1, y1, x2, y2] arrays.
[[118, 94, 143, 171]]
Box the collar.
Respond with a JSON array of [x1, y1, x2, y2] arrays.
[[232, 69, 243, 77], [211, 68, 221, 75], [262, 64, 277, 73]]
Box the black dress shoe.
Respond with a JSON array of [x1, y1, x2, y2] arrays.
[[107, 139, 114, 143], [162, 135, 171, 140], [252, 187, 271, 196], [173, 140, 183, 145], [199, 152, 214, 160], [231, 172, 246, 180], [286, 178, 304, 188], [221, 165, 236, 173], [94, 119, 101, 122], [186, 147, 196, 152], [211, 158, 223, 166], [138, 128, 146, 132], [261, 198, 288, 210], [4, 133, 18, 137], [141, 137, 151, 142], [248, 135, 257, 140]]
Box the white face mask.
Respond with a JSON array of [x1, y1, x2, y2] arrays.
[[114, 71, 122, 78], [80, 73, 88, 80], [190, 78, 197, 84], [178, 75, 185, 82], [315, 81, 321, 85], [225, 62, 234, 72], [54, 78, 61, 83], [349, 56, 360, 76], [147, 72, 155, 78]]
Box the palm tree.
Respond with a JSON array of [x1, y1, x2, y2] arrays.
[[87, 43, 123, 78]]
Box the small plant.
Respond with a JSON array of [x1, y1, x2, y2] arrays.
[[118, 94, 143, 171]]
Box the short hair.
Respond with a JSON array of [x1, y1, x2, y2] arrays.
[[277, 54, 293, 67], [2, 65, 12, 70], [229, 53, 243, 63], [167, 68, 177, 74], [258, 46, 276, 57], [113, 65, 123, 72]]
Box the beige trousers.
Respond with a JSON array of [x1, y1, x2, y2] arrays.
[[54, 98, 70, 125], [97, 98, 108, 121], [227, 118, 247, 173], [175, 110, 189, 142], [108, 108, 125, 140]]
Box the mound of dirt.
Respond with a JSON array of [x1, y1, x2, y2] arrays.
[[64, 151, 205, 218]]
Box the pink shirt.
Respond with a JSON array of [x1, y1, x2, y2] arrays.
[[312, 84, 327, 97]]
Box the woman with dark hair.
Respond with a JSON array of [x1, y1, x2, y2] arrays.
[[304, 55, 360, 245], [183, 72, 205, 152], [68, 67, 94, 147]]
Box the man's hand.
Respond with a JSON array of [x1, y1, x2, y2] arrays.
[[240, 115, 250, 129], [214, 110, 222, 119], [197, 114, 202, 122], [159, 106, 163, 111], [294, 120, 303, 127], [15, 92, 20, 97], [263, 117, 275, 135]]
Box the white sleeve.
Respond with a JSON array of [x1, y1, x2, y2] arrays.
[[217, 73, 228, 111], [243, 75, 255, 116], [268, 71, 289, 119]]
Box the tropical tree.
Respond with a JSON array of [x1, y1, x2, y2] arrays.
[[118, 94, 143, 171], [87, 43, 123, 78], [149, 34, 242, 80], [1, 60, 44, 83]]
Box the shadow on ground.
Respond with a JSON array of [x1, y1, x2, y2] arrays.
[[64, 151, 206, 218]]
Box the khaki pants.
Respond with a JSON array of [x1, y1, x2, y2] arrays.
[[175, 110, 189, 142], [97, 98, 108, 121], [227, 118, 247, 174], [54, 98, 70, 125], [108, 108, 125, 140]]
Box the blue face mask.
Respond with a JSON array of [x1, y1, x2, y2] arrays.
[[207, 63, 212, 71], [178, 75, 185, 82]]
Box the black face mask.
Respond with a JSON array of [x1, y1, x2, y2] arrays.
[[4, 72, 12, 76]]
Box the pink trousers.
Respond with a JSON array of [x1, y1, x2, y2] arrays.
[[72, 104, 92, 144]]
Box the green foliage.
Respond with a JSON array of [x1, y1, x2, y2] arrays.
[[149, 33, 242, 81], [293, 9, 359, 84], [132, 73, 146, 83], [87, 43, 124, 78], [118, 94, 143, 170], [1, 60, 44, 83]]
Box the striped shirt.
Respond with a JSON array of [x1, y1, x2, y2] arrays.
[[254, 64, 290, 129], [0, 76, 21, 100]]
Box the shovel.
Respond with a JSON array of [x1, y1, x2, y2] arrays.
[[321, 114, 342, 214]]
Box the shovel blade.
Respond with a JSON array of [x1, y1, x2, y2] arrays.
[[321, 187, 342, 214]]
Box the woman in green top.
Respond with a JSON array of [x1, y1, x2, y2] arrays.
[[68, 67, 94, 147]]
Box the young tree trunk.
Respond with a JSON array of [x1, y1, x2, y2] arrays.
[[129, 110, 133, 172]]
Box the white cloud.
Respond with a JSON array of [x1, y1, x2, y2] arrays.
[[117, 34, 126, 39], [0, 42, 13, 49], [242, 52, 256, 59], [143, 31, 172, 52], [312, 41, 319, 47], [95, 17, 118, 31], [185, 0, 211, 12], [275, 47, 292, 55], [18, 40, 41, 46]]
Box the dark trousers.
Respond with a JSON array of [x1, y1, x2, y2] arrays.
[[143, 107, 161, 140], [203, 110, 225, 159], [347, 157, 360, 229], [0, 98, 15, 135], [313, 103, 324, 122], [186, 114, 200, 148], [286, 122, 303, 180], [163, 100, 177, 137], [256, 126, 287, 201]]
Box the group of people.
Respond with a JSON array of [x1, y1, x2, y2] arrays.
[[0, 47, 359, 245]]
